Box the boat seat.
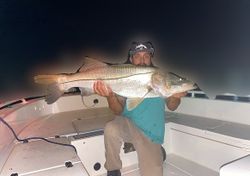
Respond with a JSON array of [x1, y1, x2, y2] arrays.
[[165, 112, 250, 174], [166, 112, 250, 145]]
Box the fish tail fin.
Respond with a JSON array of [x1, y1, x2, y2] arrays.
[[45, 83, 64, 104], [34, 74, 65, 85]]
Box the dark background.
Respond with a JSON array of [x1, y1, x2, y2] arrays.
[[1, 0, 250, 102]]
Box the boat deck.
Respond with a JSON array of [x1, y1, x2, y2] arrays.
[[2, 94, 250, 175], [1, 138, 218, 176], [18, 107, 115, 139], [1, 107, 221, 176]]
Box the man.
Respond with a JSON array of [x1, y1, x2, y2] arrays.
[[93, 41, 186, 176]]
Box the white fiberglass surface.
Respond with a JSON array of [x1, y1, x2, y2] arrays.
[[167, 112, 250, 143], [1, 138, 81, 176], [2, 97, 249, 176], [97, 154, 219, 176], [18, 107, 114, 139], [220, 155, 250, 176]]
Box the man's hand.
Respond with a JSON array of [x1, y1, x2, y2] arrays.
[[93, 80, 114, 97], [93, 80, 124, 114], [166, 91, 187, 111], [171, 91, 187, 99]]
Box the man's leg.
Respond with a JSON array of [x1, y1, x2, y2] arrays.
[[135, 138, 163, 176], [104, 116, 131, 171], [125, 119, 163, 176]]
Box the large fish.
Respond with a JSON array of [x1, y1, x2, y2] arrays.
[[34, 58, 196, 110]]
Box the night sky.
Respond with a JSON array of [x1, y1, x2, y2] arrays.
[[1, 0, 250, 101]]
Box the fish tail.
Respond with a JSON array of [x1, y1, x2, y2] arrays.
[[45, 83, 64, 104], [34, 74, 65, 85]]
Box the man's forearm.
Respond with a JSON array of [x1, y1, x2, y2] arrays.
[[107, 95, 124, 115]]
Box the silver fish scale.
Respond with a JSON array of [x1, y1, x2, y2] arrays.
[[63, 71, 158, 98], [57, 64, 195, 99], [66, 65, 157, 81], [104, 72, 158, 98]]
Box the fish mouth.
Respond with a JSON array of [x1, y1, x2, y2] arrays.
[[182, 82, 197, 91]]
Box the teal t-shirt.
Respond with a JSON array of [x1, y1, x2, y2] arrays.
[[122, 97, 166, 144]]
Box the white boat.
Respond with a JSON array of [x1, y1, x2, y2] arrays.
[[1, 90, 250, 176]]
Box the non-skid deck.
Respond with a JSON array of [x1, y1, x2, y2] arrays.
[[1, 136, 218, 176], [18, 107, 115, 139], [119, 154, 219, 176], [1, 107, 220, 176]]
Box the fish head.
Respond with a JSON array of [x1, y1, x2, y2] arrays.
[[151, 72, 197, 97]]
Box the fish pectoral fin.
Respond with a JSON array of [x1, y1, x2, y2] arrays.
[[45, 83, 64, 104], [126, 87, 154, 111], [126, 98, 144, 111]]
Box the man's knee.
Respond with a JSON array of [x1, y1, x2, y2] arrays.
[[104, 120, 120, 138], [140, 165, 163, 176]]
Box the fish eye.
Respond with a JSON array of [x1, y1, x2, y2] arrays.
[[169, 72, 186, 81]]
